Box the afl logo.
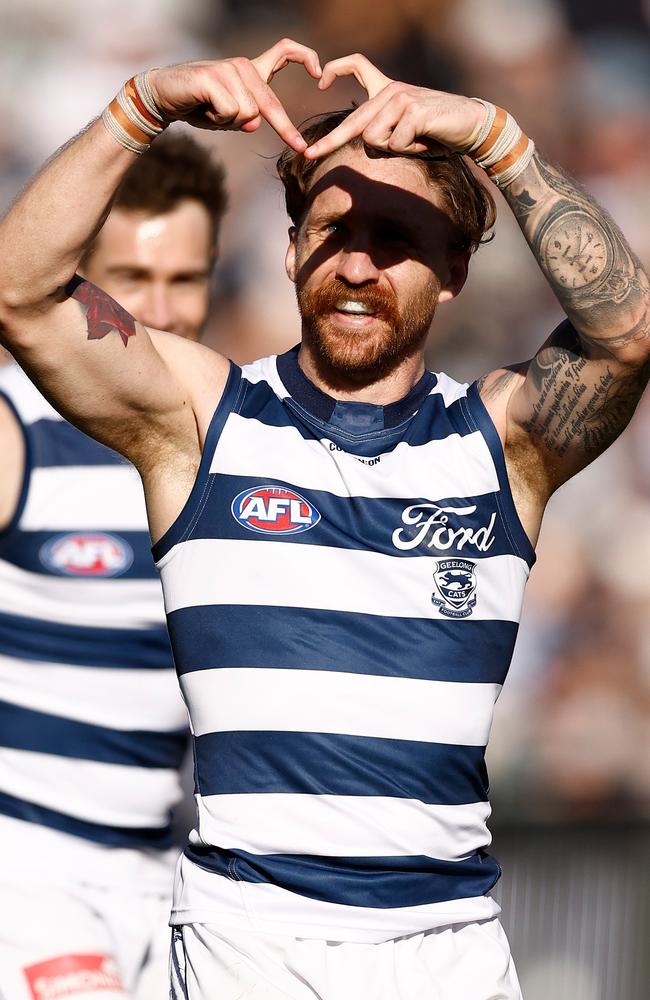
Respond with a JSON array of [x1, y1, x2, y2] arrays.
[[232, 485, 320, 535], [40, 532, 133, 577]]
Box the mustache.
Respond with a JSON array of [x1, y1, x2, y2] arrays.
[[300, 279, 400, 323]]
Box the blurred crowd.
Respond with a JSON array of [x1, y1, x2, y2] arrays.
[[1, 0, 649, 824]]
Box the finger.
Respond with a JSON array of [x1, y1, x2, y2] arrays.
[[208, 65, 259, 128], [243, 71, 308, 150], [252, 38, 322, 83], [199, 78, 241, 126], [240, 115, 262, 134], [360, 97, 406, 151], [387, 111, 434, 155], [303, 93, 393, 160], [361, 98, 430, 155], [319, 54, 392, 98]]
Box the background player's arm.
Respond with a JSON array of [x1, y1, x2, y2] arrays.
[[0, 396, 24, 531], [0, 42, 320, 474]]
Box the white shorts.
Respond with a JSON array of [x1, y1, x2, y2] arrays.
[[169, 917, 523, 1000], [0, 817, 177, 1000], [0, 879, 173, 1000]]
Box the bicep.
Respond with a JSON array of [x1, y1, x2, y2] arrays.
[[508, 319, 649, 489], [4, 277, 195, 465]]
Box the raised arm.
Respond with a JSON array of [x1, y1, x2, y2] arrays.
[[0, 41, 321, 477], [305, 55, 650, 505], [498, 154, 650, 489]]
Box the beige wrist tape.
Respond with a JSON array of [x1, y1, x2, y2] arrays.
[[101, 73, 166, 155], [467, 99, 535, 188]]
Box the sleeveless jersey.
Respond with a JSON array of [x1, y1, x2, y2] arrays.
[[0, 364, 189, 851], [155, 347, 536, 941]]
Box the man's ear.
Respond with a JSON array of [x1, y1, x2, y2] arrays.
[[438, 249, 471, 305], [285, 226, 297, 283]]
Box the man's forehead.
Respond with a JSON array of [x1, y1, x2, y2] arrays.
[[94, 201, 213, 259], [104, 201, 209, 236], [304, 145, 448, 221], [96, 207, 172, 252]]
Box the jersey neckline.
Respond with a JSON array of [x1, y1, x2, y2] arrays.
[[276, 346, 437, 437]]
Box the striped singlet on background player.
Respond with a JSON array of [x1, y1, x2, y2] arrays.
[[155, 346, 536, 941], [0, 364, 189, 852]]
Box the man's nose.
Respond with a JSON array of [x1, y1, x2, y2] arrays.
[[139, 284, 175, 332], [335, 247, 380, 286]]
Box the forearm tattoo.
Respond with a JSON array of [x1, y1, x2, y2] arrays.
[[66, 275, 136, 347], [501, 152, 650, 465], [505, 152, 650, 354]]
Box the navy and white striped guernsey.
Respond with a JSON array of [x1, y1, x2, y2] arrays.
[[155, 347, 536, 941], [0, 365, 189, 850]]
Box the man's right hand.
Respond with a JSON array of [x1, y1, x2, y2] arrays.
[[148, 39, 322, 151], [0, 38, 322, 543]]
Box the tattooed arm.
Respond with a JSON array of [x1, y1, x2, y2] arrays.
[[482, 152, 650, 514], [0, 118, 228, 555], [298, 56, 650, 504], [506, 153, 650, 360], [0, 43, 317, 468]]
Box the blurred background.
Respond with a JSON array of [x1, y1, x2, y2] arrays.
[[1, 1, 648, 996]]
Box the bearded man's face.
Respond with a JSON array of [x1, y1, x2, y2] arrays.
[[286, 146, 462, 385], [296, 273, 439, 381]]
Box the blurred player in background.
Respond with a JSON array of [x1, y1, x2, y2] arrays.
[[0, 133, 226, 999], [0, 36, 648, 1000]]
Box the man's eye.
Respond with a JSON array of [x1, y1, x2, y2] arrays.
[[324, 222, 342, 235]]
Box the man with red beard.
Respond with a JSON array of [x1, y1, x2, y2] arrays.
[[0, 43, 648, 1000], [280, 106, 485, 388]]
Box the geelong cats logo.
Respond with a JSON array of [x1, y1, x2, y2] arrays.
[[432, 559, 478, 618]]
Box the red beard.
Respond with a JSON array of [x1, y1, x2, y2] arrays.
[[297, 277, 438, 382]]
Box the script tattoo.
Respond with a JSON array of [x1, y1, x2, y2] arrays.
[[66, 275, 136, 347], [521, 322, 649, 461]]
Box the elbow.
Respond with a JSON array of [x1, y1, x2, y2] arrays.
[[617, 345, 650, 372], [613, 308, 650, 369], [0, 289, 25, 347], [0, 288, 24, 338], [0, 271, 62, 312], [0, 286, 49, 353], [599, 264, 650, 367], [0, 273, 44, 315], [0, 284, 33, 314], [591, 299, 650, 369], [0, 260, 72, 317]]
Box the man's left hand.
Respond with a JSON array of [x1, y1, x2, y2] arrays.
[[304, 54, 485, 161]]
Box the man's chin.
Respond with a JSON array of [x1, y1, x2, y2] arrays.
[[305, 318, 417, 384]]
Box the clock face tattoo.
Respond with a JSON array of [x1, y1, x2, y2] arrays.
[[540, 212, 614, 289]]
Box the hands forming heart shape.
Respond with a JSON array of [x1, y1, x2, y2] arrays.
[[148, 38, 484, 162]]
